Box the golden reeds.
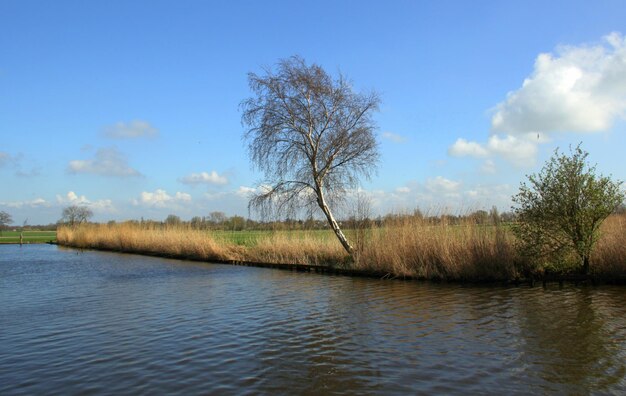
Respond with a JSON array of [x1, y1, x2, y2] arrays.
[[591, 212, 626, 276], [57, 214, 626, 281], [352, 217, 520, 280], [57, 223, 241, 262]]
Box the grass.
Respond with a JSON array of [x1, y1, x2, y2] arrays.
[[56, 213, 626, 282], [210, 229, 337, 247], [0, 231, 57, 244], [57, 224, 239, 262]]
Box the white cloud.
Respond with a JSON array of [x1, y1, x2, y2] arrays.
[[179, 171, 228, 186], [342, 181, 515, 216], [236, 186, 257, 197], [133, 189, 192, 208], [448, 134, 539, 168], [486, 135, 538, 166], [56, 191, 115, 212], [68, 147, 142, 177], [448, 134, 540, 168], [102, 120, 159, 139], [463, 184, 514, 208], [492, 32, 626, 135], [0, 198, 49, 209], [448, 138, 489, 157], [425, 176, 461, 194], [449, 32, 626, 168], [382, 131, 408, 143]]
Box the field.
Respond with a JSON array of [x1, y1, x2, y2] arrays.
[[56, 214, 626, 281], [210, 229, 342, 246], [0, 231, 57, 244]]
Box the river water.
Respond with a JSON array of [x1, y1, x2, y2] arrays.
[[1, 244, 625, 394]]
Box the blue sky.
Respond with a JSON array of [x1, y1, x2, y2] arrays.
[[2, 0, 626, 224]]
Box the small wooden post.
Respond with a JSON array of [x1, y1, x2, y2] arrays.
[[19, 232, 23, 246]]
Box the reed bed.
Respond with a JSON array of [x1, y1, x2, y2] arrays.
[[591, 213, 626, 277], [57, 214, 626, 281], [57, 223, 242, 262], [247, 231, 348, 266], [352, 218, 520, 281]]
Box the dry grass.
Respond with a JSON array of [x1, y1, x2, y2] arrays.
[[591, 212, 626, 276], [57, 214, 626, 281], [246, 231, 348, 266], [353, 218, 520, 281], [57, 223, 242, 262]]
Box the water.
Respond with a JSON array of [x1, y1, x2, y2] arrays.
[[1, 245, 625, 395]]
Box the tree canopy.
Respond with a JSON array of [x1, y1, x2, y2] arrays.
[[0, 211, 13, 235], [512, 144, 624, 274], [61, 205, 94, 226], [241, 56, 380, 254]]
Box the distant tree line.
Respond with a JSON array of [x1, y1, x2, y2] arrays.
[[96, 208, 522, 233]]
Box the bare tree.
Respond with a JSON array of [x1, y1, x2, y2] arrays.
[[61, 205, 93, 226], [164, 214, 182, 226], [241, 56, 380, 254], [208, 211, 227, 224], [0, 211, 13, 236]]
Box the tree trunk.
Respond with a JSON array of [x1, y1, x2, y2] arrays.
[[582, 255, 590, 275], [316, 189, 354, 255]]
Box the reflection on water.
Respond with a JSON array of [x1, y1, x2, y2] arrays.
[[1, 244, 625, 394]]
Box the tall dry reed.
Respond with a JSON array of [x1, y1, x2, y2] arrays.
[[57, 214, 626, 280], [354, 217, 520, 280], [57, 223, 241, 262], [245, 231, 348, 266], [591, 212, 626, 276]]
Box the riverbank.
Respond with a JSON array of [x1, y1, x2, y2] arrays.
[[56, 214, 626, 283]]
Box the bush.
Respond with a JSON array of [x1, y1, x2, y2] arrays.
[[512, 144, 624, 274]]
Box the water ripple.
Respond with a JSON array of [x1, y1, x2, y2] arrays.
[[1, 244, 625, 394]]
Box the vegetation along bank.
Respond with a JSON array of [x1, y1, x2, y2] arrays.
[[56, 211, 626, 283]]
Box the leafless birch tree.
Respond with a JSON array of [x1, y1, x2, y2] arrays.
[[61, 205, 93, 226], [241, 56, 380, 255]]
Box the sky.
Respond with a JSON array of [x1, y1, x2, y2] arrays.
[[2, 0, 626, 225]]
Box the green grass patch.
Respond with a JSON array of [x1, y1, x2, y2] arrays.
[[0, 231, 57, 244], [208, 229, 340, 246]]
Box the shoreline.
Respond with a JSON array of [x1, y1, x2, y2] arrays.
[[54, 220, 626, 285], [53, 241, 626, 286]]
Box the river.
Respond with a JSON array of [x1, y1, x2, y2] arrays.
[[1, 244, 625, 394]]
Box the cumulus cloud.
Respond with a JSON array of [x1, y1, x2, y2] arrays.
[[0, 198, 49, 209], [346, 180, 515, 216], [68, 147, 142, 177], [179, 171, 228, 186], [395, 186, 410, 194], [425, 176, 461, 194], [449, 134, 539, 168], [448, 138, 489, 157], [382, 131, 408, 143], [486, 135, 538, 166], [56, 191, 115, 211], [492, 32, 626, 135], [102, 120, 159, 139], [235, 186, 257, 197], [449, 32, 626, 168], [133, 189, 192, 208]]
